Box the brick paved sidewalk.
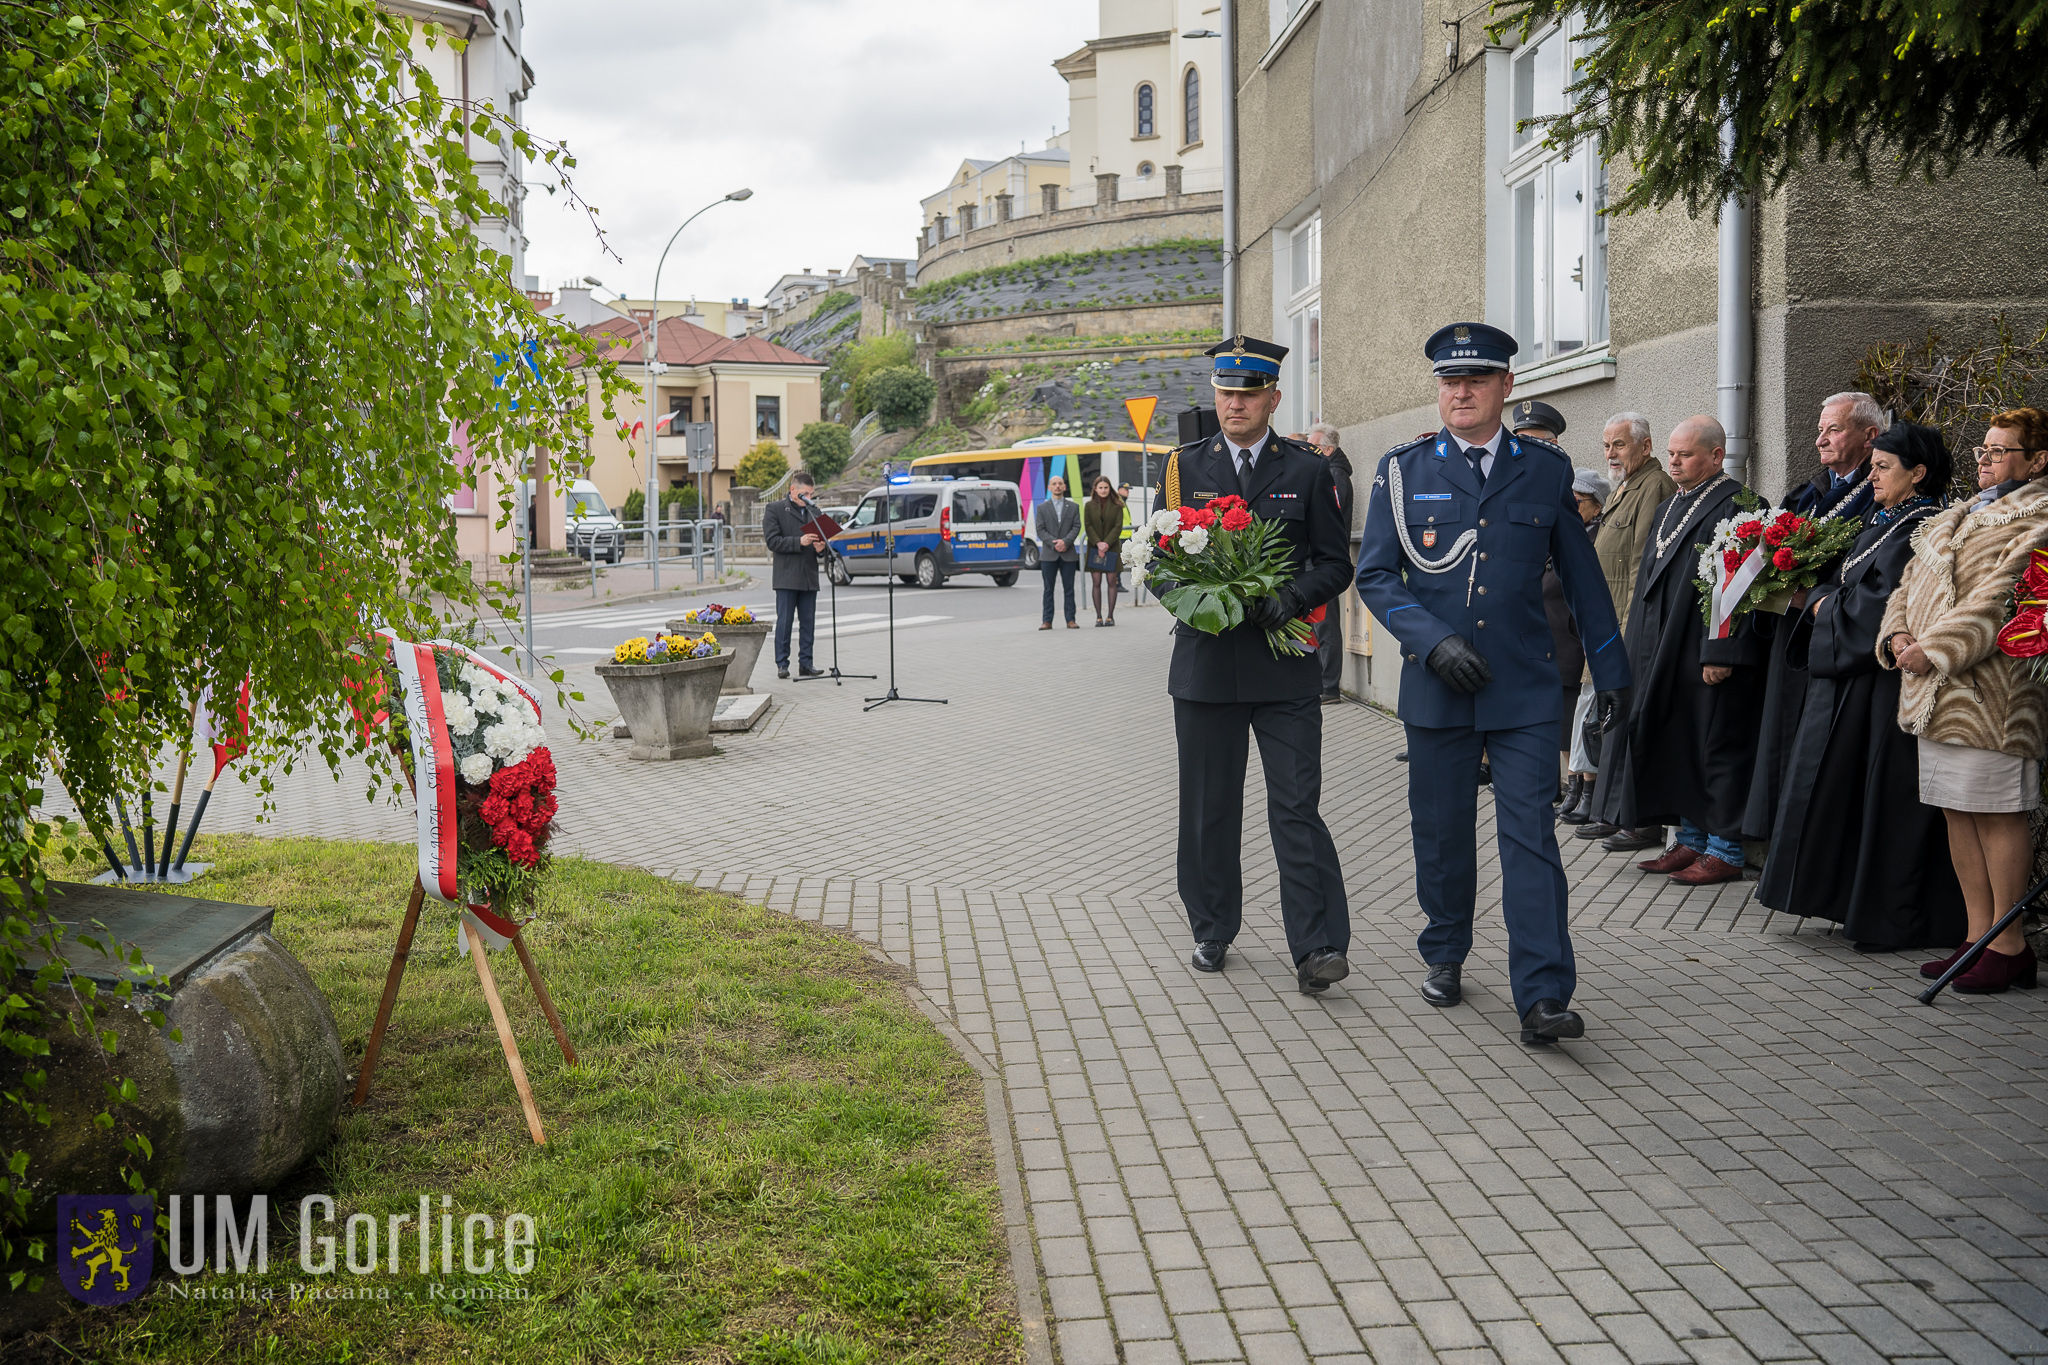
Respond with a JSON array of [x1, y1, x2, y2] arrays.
[[70, 602, 2048, 1364]]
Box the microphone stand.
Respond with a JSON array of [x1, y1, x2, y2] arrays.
[[864, 473, 946, 712], [793, 496, 872, 687]]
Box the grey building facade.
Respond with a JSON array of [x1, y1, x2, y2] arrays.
[[1231, 0, 2048, 704]]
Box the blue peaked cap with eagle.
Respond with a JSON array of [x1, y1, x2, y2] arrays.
[[1425, 321, 1518, 376], [1205, 334, 1288, 390]]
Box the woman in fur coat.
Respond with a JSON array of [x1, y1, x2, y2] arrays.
[[1880, 408, 2048, 992]]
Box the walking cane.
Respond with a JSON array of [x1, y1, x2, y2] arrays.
[[1918, 870, 2048, 1003]]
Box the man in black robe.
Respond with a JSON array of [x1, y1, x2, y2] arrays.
[[1742, 392, 1883, 841], [1591, 416, 1766, 885], [1757, 424, 1966, 946]]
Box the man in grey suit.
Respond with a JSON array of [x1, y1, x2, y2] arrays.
[[760, 469, 826, 679], [1034, 475, 1081, 630]]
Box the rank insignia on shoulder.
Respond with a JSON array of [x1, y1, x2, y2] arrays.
[[1422, 529, 1437, 549]]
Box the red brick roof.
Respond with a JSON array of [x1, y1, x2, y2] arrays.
[[582, 315, 824, 368]]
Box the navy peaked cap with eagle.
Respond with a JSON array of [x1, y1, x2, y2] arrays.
[[1205, 334, 1288, 390], [1425, 321, 1517, 377]]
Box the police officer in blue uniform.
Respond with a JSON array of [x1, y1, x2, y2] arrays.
[[1355, 323, 1632, 1044], [1158, 336, 1357, 996]]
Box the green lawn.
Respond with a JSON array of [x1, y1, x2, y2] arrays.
[[26, 835, 1019, 1364]]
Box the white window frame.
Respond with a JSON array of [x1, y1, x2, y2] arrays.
[[1502, 19, 1608, 370], [1284, 216, 1321, 434]]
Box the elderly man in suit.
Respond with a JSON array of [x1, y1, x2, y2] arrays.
[[760, 469, 826, 679], [1035, 476, 1082, 629]]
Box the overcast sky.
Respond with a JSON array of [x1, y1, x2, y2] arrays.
[[519, 0, 1097, 304]]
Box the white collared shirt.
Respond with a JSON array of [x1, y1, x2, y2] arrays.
[[1223, 430, 1271, 479], [1450, 426, 1505, 479]]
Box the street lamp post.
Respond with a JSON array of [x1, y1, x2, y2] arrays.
[[641, 189, 753, 591]]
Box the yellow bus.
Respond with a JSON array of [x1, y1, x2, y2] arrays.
[[907, 439, 1175, 567]]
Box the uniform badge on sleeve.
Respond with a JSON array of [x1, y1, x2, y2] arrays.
[[1422, 529, 1437, 549]]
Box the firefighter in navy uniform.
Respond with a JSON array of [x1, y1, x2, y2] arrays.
[[1355, 323, 1632, 1045], [1156, 336, 1356, 996]]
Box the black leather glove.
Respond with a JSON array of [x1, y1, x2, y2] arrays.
[[1426, 635, 1493, 695], [1594, 687, 1631, 733], [1248, 586, 1302, 631]]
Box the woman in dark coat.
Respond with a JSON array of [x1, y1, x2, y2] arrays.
[[1756, 423, 1966, 948]]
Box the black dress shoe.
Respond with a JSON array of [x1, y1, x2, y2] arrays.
[[798, 665, 825, 677], [777, 667, 790, 679], [1600, 826, 1665, 852], [1419, 962, 1462, 1007], [1297, 947, 1349, 995], [1519, 999, 1585, 1046], [1395, 750, 1408, 762], [1320, 690, 1343, 705], [1575, 820, 1620, 839], [1476, 762, 1492, 787], [1191, 940, 1229, 973]]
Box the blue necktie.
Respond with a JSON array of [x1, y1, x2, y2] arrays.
[[1468, 445, 1488, 487]]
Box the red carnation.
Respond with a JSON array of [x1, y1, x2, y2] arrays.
[[1723, 548, 1744, 573], [1220, 507, 1254, 532], [1735, 519, 1763, 539], [1772, 547, 1800, 570], [1772, 510, 1802, 528], [1762, 524, 1792, 548], [480, 793, 509, 825], [1208, 494, 1248, 514], [1180, 506, 1217, 530]]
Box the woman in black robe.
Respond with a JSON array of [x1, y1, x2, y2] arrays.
[[1756, 424, 1966, 948]]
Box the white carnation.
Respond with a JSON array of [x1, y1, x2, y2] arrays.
[[1126, 535, 1154, 569], [1177, 525, 1210, 554], [1149, 509, 1182, 535], [459, 663, 495, 691], [483, 720, 523, 759], [458, 752, 494, 786], [441, 692, 478, 736], [470, 685, 503, 716]]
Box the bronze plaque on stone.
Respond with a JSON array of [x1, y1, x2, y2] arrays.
[[20, 883, 275, 990]]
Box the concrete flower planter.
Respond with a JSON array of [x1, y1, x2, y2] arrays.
[[669, 618, 768, 694], [597, 652, 734, 759]]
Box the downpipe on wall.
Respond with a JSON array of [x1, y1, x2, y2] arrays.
[[1716, 119, 1754, 486]]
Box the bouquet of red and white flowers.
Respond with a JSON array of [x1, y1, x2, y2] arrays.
[[1996, 546, 2048, 681], [1126, 495, 1323, 657], [1694, 505, 1861, 637]]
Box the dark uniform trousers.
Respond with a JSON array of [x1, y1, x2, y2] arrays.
[[1175, 696, 1349, 960], [1405, 720, 1574, 1008], [1159, 431, 1356, 966]]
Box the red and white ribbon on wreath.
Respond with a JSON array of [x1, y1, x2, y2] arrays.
[[378, 630, 547, 920], [1710, 546, 1768, 640]]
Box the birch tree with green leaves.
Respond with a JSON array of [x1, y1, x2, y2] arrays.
[[0, 0, 621, 1282], [1499, 0, 2048, 215]]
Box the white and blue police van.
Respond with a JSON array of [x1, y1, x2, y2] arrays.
[[826, 477, 1025, 589]]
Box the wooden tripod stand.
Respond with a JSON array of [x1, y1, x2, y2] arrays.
[[352, 875, 576, 1144]]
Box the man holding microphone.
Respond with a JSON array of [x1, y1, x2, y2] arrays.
[[760, 470, 826, 680]]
